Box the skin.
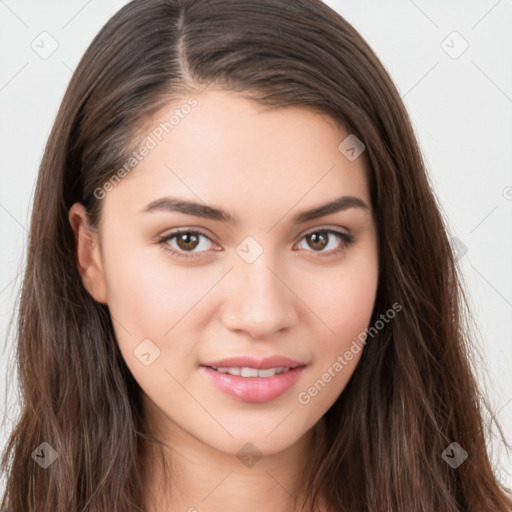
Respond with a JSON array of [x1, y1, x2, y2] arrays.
[[69, 88, 379, 512]]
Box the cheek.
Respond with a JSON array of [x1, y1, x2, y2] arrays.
[[295, 252, 378, 409], [102, 240, 210, 336], [101, 245, 209, 398], [329, 271, 378, 339], [304, 254, 379, 346]]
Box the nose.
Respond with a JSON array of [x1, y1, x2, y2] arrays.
[[221, 255, 298, 339]]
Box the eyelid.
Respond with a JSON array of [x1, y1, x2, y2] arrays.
[[300, 224, 350, 238], [160, 226, 217, 243]]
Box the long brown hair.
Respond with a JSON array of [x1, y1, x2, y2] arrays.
[[1, 0, 510, 510]]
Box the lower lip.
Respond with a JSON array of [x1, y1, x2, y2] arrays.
[[200, 366, 306, 403]]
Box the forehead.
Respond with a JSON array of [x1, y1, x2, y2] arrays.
[[102, 88, 371, 224]]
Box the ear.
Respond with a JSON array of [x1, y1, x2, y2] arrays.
[[68, 203, 108, 304]]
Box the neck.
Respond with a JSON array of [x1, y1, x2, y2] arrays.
[[141, 411, 326, 512]]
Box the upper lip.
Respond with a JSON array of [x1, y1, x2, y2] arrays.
[[201, 355, 306, 370]]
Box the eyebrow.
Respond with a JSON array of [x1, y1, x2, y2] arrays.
[[139, 195, 370, 224]]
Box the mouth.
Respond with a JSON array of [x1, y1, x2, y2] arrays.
[[201, 355, 305, 371], [206, 366, 296, 378], [199, 362, 307, 403]]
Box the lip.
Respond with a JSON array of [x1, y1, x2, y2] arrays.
[[201, 355, 305, 370], [200, 355, 307, 403], [200, 365, 306, 403]]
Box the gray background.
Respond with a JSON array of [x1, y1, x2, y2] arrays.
[[1, 0, 511, 490]]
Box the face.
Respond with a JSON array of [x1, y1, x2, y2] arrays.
[[70, 88, 379, 458]]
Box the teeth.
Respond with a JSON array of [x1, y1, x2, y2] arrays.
[[241, 367, 258, 377], [213, 366, 289, 378]]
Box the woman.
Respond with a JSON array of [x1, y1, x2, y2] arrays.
[[1, 0, 510, 511]]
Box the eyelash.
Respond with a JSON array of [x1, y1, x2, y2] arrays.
[[156, 227, 355, 260]]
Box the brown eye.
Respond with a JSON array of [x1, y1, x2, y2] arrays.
[[305, 231, 329, 251], [176, 232, 200, 251], [297, 229, 355, 257], [157, 229, 218, 259]]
